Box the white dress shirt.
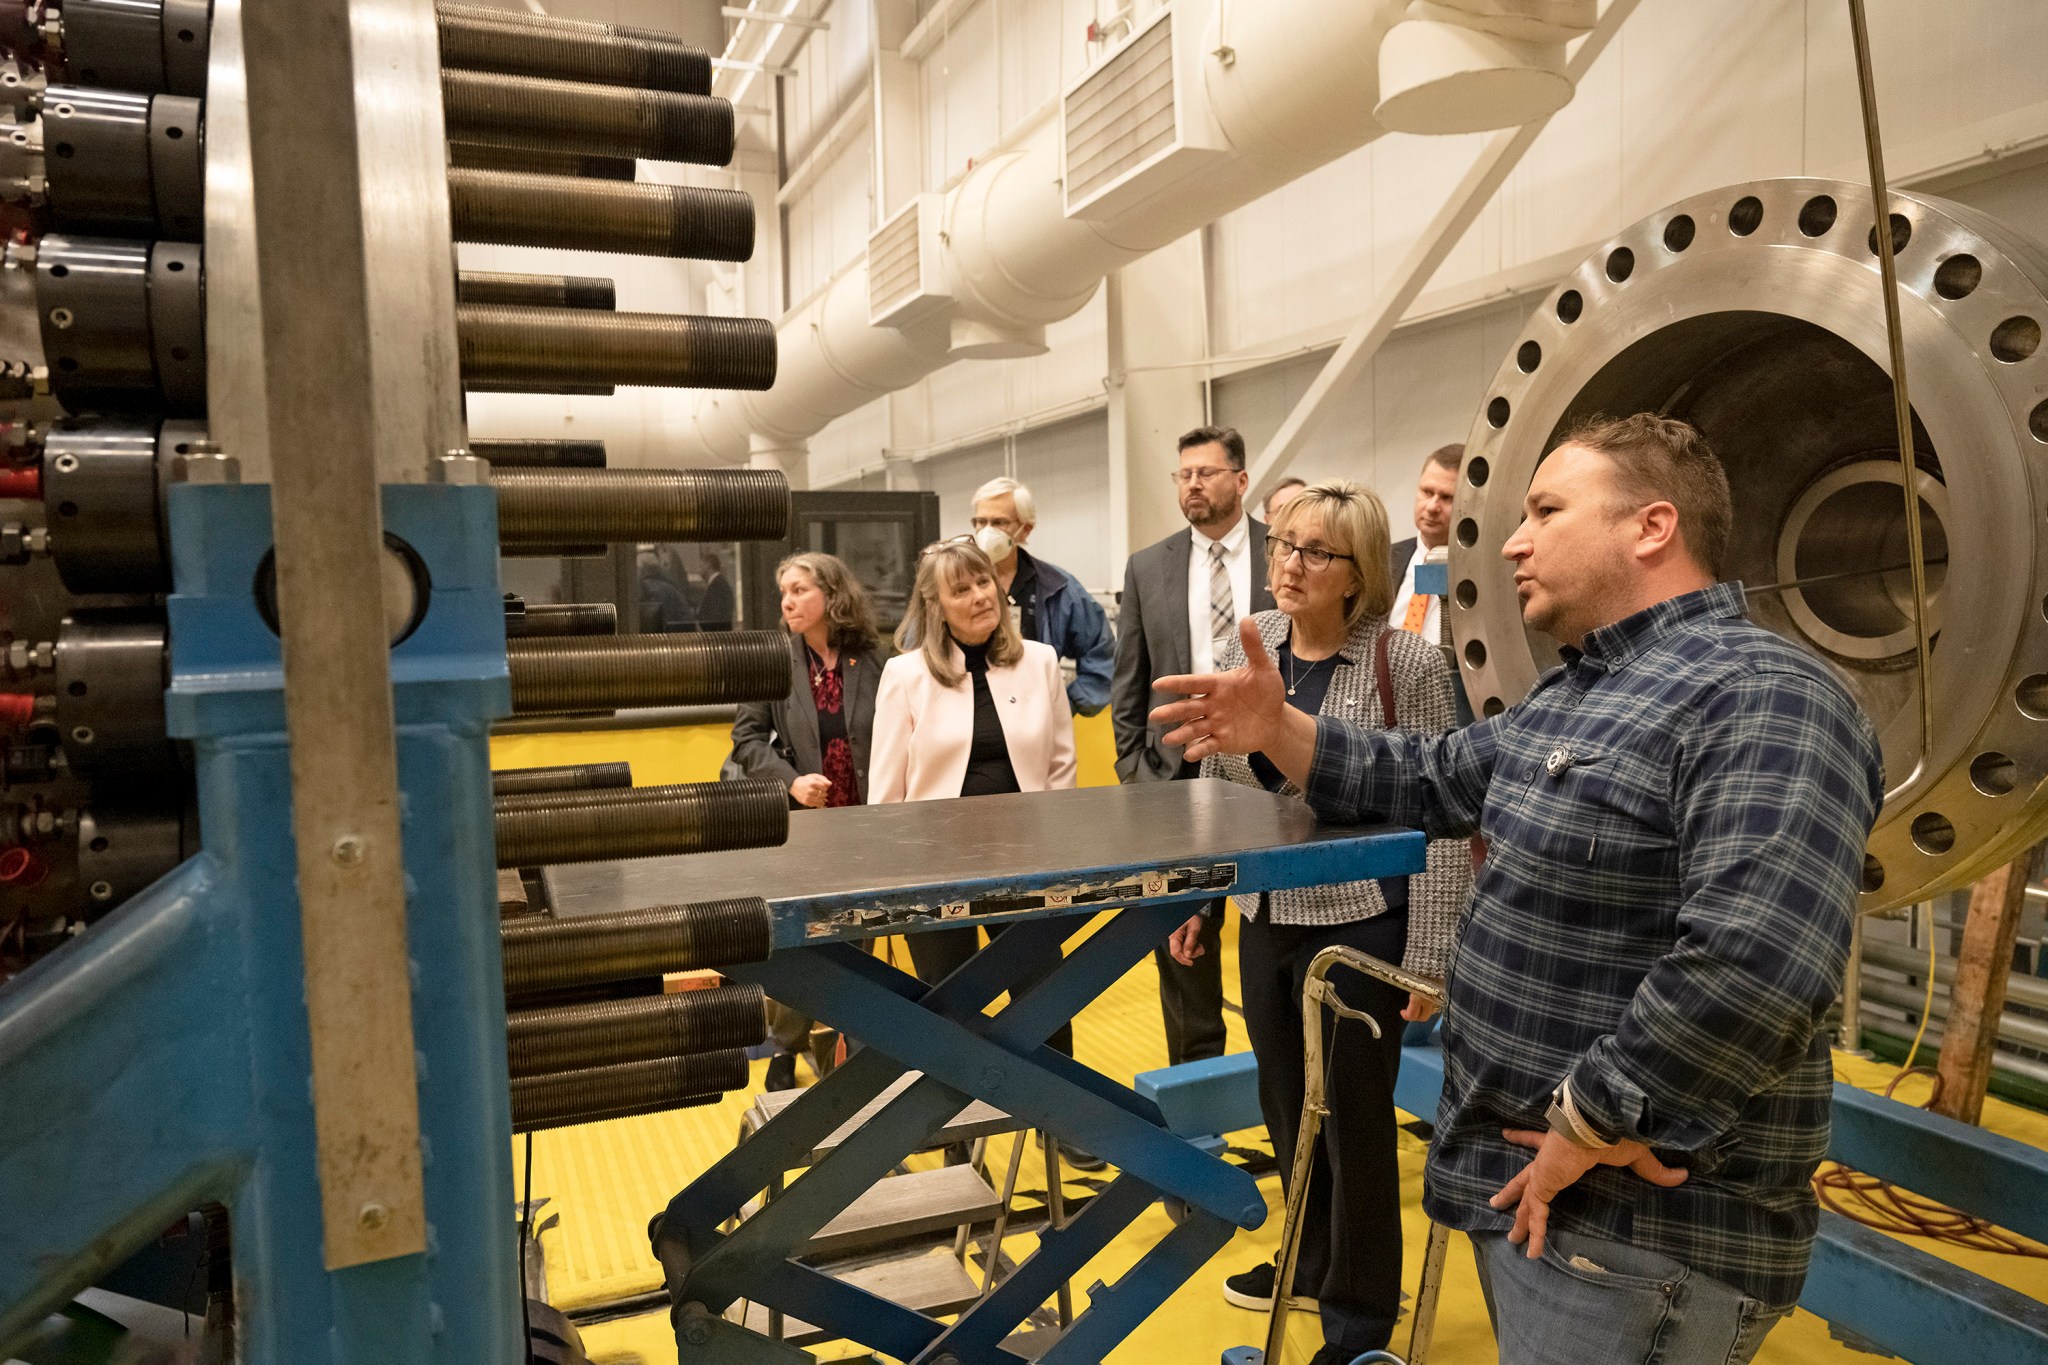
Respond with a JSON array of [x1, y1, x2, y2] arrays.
[[1187, 513, 1253, 676], [1389, 549, 1444, 644]]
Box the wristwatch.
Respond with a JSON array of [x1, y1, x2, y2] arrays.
[[1545, 1081, 1614, 1151]]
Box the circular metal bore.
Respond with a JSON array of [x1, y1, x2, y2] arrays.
[[1449, 177, 2048, 909]]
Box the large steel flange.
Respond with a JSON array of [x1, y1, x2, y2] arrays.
[[1449, 177, 2048, 911]]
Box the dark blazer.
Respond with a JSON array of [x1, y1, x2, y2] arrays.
[[729, 635, 884, 803], [1389, 536, 1417, 589], [1111, 517, 1275, 784]]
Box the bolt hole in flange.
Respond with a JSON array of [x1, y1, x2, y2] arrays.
[[1728, 195, 1765, 236], [1991, 316, 2040, 363], [1455, 579, 1478, 608], [1912, 811, 1956, 855], [1867, 213, 1912, 257], [1606, 247, 1635, 282], [1465, 456, 1490, 487], [1455, 517, 1479, 548], [1971, 751, 2019, 796], [1487, 396, 1511, 428], [1799, 194, 1838, 236], [1664, 215, 1696, 253], [1934, 254, 1982, 299], [1517, 341, 1541, 374], [1862, 854, 1886, 893], [1557, 290, 1583, 324]]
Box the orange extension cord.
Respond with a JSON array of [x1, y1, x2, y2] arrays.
[[1814, 1066, 2048, 1260]]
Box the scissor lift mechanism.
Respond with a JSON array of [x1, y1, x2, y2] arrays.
[[542, 781, 1426, 1363]]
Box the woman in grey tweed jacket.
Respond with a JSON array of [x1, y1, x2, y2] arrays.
[[1175, 479, 1470, 1364]]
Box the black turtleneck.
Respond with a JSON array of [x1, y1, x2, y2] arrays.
[[957, 638, 1020, 797]]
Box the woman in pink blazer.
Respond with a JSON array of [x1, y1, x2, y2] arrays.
[[870, 538, 1077, 804], [872, 538, 1081, 1052]]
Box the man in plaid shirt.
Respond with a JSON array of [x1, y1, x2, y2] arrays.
[[1153, 414, 1884, 1363]]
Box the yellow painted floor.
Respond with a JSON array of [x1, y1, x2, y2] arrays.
[[496, 719, 2048, 1362]]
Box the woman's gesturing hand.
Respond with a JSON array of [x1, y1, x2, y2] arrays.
[[790, 773, 832, 808]]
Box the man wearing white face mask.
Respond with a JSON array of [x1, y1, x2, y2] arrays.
[[969, 476, 1116, 717]]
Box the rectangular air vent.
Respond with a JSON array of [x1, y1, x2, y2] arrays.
[[867, 193, 949, 328], [1061, 4, 1225, 221]]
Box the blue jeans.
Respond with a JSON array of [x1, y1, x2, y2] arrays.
[[1471, 1229, 1788, 1365]]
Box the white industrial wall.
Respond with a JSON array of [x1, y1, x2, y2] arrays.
[[468, 0, 2048, 597]]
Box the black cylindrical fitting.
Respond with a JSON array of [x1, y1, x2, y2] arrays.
[[504, 602, 620, 638], [448, 141, 638, 182], [437, 2, 712, 95], [472, 439, 608, 469], [501, 896, 773, 997], [491, 761, 633, 798], [494, 468, 790, 547], [492, 779, 788, 867], [509, 1050, 746, 1133], [443, 68, 735, 167], [505, 982, 766, 1078], [458, 270, 617, 311], [447, 168, 753, 261], [506, 633, 790, 713], [458, 305, 777, 393]]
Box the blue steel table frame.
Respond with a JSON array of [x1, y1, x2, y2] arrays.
[[629, 799, 1426, 1364], [0, 484, 521, 1362]]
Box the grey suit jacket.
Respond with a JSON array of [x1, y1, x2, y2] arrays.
[[1110, 518, 1275, 784], [729, 636, 884, 803], [1389, 536, 1417, 588]]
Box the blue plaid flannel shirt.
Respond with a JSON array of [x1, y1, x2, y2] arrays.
[[1304, 583, 1883, 1309]]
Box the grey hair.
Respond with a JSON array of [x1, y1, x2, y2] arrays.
[[972, 476, 1037, 526]]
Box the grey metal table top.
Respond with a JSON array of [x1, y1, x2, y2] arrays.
[[541, 779, 1424, 947]]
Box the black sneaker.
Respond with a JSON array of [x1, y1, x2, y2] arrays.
[[763, 1052, 798, 1092], [1221, 1260, 1317, 1312], [1059, 1142, 1108, 1172]]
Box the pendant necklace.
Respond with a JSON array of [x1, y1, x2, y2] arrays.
[[1284, 648, 1332, 696]]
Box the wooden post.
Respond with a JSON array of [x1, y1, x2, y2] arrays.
[[1933, 844, 2042, 1125]]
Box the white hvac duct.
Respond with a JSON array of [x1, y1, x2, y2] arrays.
[[675, 0, 1593, 466]]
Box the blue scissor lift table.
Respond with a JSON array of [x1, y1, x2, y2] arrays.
[[542, 780, 1424, 1364]]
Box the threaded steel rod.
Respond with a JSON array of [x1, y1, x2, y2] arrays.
[[505, 602, 619, 638], [448, 141, 637, 182], [506, 633, 789, 713], [494, 468, 790, 547], [448, 168, 753, 260], [437, 2, 712, 95], [509, 1049, 746, 1133], [501, 896, 773, 997], [492, 761, 633, 798], [465, 379, 617, 398], [493, 779, 788, 866], [472, 438, 608, 469], [458, 270, 616, 311], [443, 68, 735, 168], [505, 982, 765, 1078], [458, 305, 778, 393]]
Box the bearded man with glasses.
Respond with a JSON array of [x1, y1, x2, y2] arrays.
[[1110, 424, 1275, 1065]]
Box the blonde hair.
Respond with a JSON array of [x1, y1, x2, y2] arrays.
[[775, 551, 881, 652], [896, 539, 1025, 687], [1269, 479, 1396, 631]]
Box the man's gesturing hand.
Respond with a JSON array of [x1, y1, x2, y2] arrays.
[[1149, 617, 1297, 766], [1488, 1127, 1689, 1260]]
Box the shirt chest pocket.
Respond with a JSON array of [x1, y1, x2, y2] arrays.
[[1528, 748, 1680, 884]]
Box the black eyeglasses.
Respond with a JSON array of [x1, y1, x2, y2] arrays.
[[1265, 535, 1355, 572]]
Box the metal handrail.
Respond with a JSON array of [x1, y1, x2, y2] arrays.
[[1262, 947, 1448, 1365]]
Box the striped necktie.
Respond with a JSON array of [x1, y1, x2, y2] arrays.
[[1209, 540, 1235, 646]]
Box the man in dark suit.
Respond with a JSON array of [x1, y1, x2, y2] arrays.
[[1111, 425, 1274, 1064], [1388, 443, 1473, 723]]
